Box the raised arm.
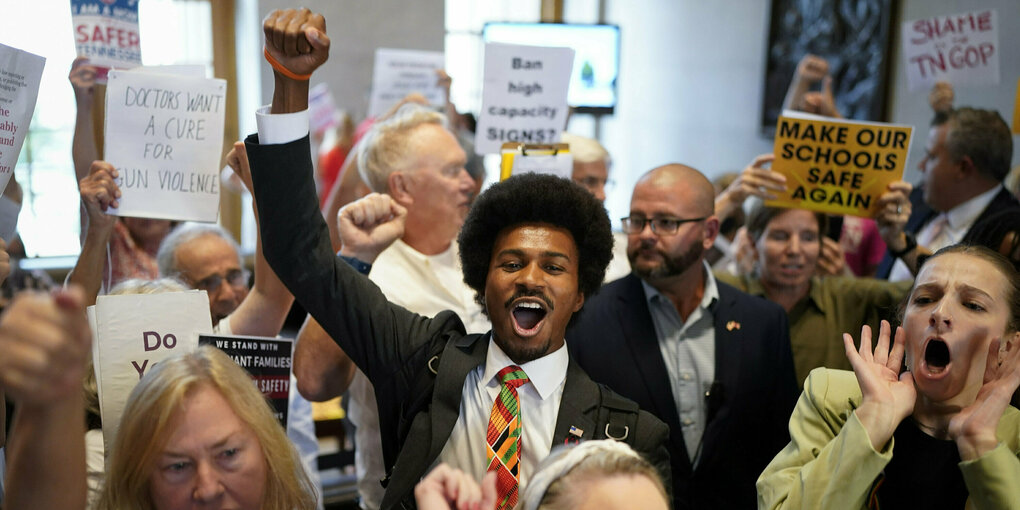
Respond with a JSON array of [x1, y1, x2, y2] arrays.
[[70, 57, 99, 183], [67, 161, 121, 306], [714, 154, 787, 220], [294, 193, 406, 401], [223, 141, 295, 337], [0, 287, 91, 510], [875, 181, 927, 276]]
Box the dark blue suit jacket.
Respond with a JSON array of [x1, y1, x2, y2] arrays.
[[876, 186, 1020, 279], [568, 274, 798, 509]]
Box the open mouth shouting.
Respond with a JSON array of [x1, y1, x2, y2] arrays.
[[920, 337, 951, 378], [507, 296, 551, 337]]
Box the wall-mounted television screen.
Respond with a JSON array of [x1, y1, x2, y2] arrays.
[[482, 22, 620, 114]]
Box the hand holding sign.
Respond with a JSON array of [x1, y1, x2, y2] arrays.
[[80, 161, 121, 232], [337, 193, 407, 263], [874, 181, 913, 251], [69, 57, 99, 104], [715, 154, 786, 219], [0, 287, 90, 406]]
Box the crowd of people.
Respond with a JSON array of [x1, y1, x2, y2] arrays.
[[1, 6, 1020, 510]]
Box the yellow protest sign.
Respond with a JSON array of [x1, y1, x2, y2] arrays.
[[767, 112, 913, 218], [1013, 78, 1020, 134]]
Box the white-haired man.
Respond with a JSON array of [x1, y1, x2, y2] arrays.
[[560, 132, 629, 282], [295, 103, 486, 510]]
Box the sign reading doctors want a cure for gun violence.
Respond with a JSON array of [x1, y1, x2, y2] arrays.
[[104, 69, 226, 222], [902, 8, 999, 91], [70, 0, 142, 77], [767, 111, 913, 218], [474, 43, 574, 155]]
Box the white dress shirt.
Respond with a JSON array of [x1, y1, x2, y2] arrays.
[[436, 337, 568, 488]]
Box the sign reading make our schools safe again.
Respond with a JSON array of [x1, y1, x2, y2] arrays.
[[767, 111, 913, 218], [474, 43, 574, 155]]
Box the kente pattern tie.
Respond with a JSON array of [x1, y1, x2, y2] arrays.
[[486, 365, 529, 510]]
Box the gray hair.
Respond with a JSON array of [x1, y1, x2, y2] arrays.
[[935, 107, 1013, 183], [356, 103, 447, 193], [109, 277, 188, 296], [560, 132, 610, 166], [520, 440, 667, 510], [156, 222, 240, 278]]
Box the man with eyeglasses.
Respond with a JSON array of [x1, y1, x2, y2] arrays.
[[568, 163, 799, 509]]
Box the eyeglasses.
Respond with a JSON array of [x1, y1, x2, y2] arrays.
[[620, 216, 706, 235], [188, 268, 251, 294]]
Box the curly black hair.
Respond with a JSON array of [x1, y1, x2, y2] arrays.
[[457, 173, 613, 312]]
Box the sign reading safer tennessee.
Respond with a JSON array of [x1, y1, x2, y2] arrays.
[[70, 0, 142, 74], [767, 111, 913, 218]]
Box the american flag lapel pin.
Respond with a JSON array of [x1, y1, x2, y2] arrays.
[[569, 426, 584, 438], [726, 320, 741, 331]]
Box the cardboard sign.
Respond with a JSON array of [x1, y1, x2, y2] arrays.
[[104, 69, 226, 222], [367, 48, 445, 118], [474, 43, 574, 155], [902, 9, 999, 91], [499, 143, 572, 181], [70, 0, 142, 78], [199, 334, 293, 428], [91, 290, 212, 451], [767, 111, 913, 218], [0, 43, 45, 194]]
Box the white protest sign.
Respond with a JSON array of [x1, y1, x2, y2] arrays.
[[70, 0, 142, 77], [0, 43, 45, 194], [309, 82, 341, 137], [92, 290, 212, 452], [104, 70, 226, 222], [475, 43, 574, 155], [367, 48, 445, 117], [902, 9, 999, 91]]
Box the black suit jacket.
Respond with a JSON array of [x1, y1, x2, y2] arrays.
[[245, 135, 670, 509], [876, 186, 1020, 278], [568, 274, 798, 509]]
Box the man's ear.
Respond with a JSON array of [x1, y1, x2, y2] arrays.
[[388, 171, 413, 204], [957, 155, 977, 179], [572, 291, 585, 313], [702, 216, 721, 250]]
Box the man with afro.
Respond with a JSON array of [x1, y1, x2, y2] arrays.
[[244, 10, 667, 509]]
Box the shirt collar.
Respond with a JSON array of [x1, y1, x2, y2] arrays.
[[483, 336, 568, 400], [640, 260, 720, 312], [945, 184, 1002, 231]]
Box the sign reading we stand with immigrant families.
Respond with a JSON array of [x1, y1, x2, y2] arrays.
[[71, 0, 142, 78], [199, 334, 294, 429], [901, 8, 999, 91], [0, 43, 45, 195], [474, 43, 574, 155], [104, 69, 226, 222], [767, 111, 913, 218], [89, 290, 212, 452]]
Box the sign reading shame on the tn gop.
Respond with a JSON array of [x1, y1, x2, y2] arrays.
[[70, 0, 142, 75], [89, 290, 212, 452], [367, 48, 445, 117], [902, 9, 999, 91], [0, 43, 44, 195], [104, 69, 226, 222], [200, 334, 294, 429], [767, 111, 913, 218], [474, 43, 574, 155]]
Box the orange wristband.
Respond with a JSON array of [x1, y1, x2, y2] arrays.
[[263, 46, 312, 81]]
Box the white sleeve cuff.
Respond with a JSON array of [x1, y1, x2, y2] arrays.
[[255, 105, 309, 145]]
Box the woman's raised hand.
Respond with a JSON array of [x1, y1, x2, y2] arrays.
[[950, 335, 1020, 460], [844, 320, 916, 450]]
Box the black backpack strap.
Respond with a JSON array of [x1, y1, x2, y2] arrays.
[[594, 384, 640, 444]]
